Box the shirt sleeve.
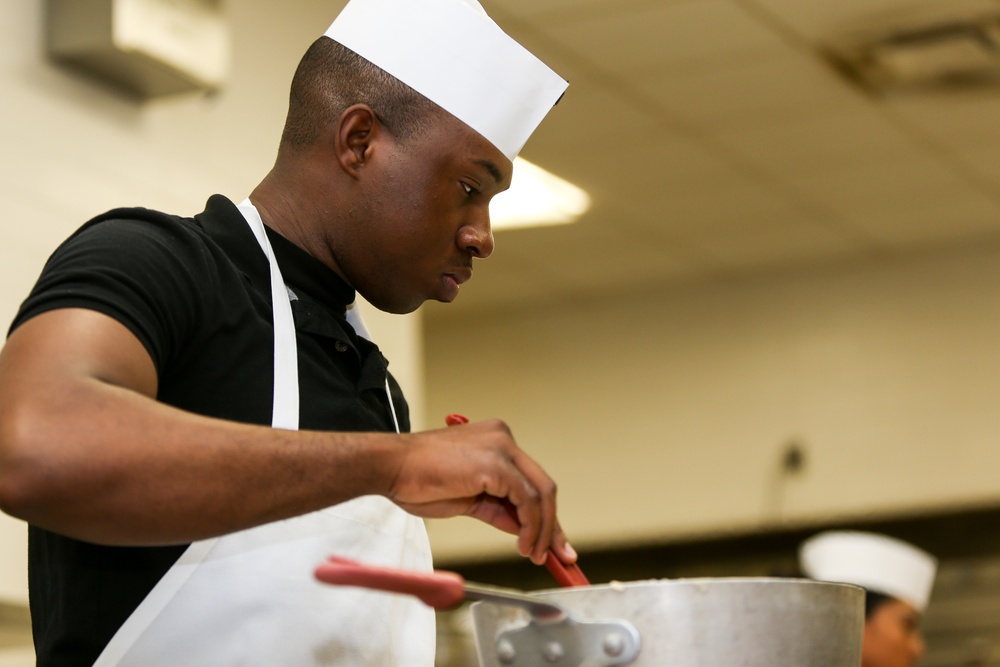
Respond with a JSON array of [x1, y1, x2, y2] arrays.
[[10, 214, 213, 374]]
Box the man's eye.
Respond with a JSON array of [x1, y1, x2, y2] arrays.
[[461, 182, 476, 196]]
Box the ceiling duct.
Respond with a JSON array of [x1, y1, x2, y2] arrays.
[[825, 12, 1000, 94]]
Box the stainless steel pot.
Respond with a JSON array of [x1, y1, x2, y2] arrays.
[[471, 577, 863, 667], [313, 558, 863, 667]]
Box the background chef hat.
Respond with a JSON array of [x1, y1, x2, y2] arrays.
[[324, 0, 568, 161], [799, 530, 938, 612]]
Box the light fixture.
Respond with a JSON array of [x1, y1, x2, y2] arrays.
[[489, 158, 590, 231]]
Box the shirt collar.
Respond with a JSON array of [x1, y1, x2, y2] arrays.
[[197, 194, 355, 312]]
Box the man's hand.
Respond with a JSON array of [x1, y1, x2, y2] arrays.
[[386, 419, 576, 567]]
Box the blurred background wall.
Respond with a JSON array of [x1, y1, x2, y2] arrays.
[[424, 248, 1000, 560]]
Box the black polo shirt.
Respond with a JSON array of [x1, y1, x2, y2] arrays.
[[11, 194, 409, 666]]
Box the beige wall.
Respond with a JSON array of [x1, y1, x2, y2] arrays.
[[424, 247, 1000, 561]]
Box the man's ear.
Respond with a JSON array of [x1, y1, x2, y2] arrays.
[[335, 104, 381, 177]]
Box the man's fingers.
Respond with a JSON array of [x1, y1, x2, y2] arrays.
[[549, 526, 578, 565], [465, 495, 522, 535], [505, 451, 557, 564]]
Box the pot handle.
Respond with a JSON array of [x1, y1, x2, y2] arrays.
[[316, 557, 567, 619], [315, 556, 466, 609]]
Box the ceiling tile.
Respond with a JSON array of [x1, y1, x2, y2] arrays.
[[710, 104, 917, 177], [485, 0, 647, 21], [500, 214, 704, 293], [634, 169, 869, 256], [748, 0, 1000, 42], [522, 123, 749, 220], [637, 46, 858, 127], [848, 197, 1000, 246], [886, 92, 1000, 144], [425, 206, 714, 321], [539, 0, 786, 76], [787, 149, 1000, 243], [671, 207, 870, 268], [480, 0, 691, 20], [519, 77, 663, 157], [944, 139, 1000, 193]]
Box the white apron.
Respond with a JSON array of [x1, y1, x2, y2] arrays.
[[92, 200, 434, 666]]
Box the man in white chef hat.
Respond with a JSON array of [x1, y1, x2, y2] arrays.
[[0, 0, 571, 665], [800, 531, 938, 667]]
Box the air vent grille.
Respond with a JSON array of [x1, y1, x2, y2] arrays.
[[826, 13, 1000, 93]]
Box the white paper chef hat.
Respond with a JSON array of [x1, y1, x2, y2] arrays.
[[799, 531, 938, 612], [324, 0, 568, 161]]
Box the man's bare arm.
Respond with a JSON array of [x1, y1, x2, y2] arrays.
[[0, 308, 574, 565]]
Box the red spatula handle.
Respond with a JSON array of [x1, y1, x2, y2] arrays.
[[315, 556, 467, 610]]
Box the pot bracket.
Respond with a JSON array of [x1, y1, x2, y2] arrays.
[[492, 615, 641, 666]]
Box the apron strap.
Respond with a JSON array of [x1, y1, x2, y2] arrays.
[[237, 199, 299, 430]]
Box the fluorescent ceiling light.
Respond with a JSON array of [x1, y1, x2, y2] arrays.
[[490, 157, 590, 231]]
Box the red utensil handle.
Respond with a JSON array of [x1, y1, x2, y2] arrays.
[[544, 552, 587, 587], [315, 556, 467, 610], [445, 414, 590, 588], [445, 413, 469, 426], [500, 499, 590, 587]]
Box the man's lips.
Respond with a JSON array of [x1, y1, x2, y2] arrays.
[[445, 267, 473, 286]]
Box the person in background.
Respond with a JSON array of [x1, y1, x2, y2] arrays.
[[0, 0, 573, 664], [800, 530, 938, 667]]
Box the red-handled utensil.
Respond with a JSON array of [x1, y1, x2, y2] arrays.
[[315, 556, 565, 619], [444, 413, 590, 588]]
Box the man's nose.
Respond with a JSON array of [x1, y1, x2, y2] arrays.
[[458, 208, 494, 258]]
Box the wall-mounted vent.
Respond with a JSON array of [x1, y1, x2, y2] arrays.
[[46, 0, 230, 99]]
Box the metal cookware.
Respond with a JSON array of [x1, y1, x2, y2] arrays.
[[315, 558, 863, 667], [472, 577, 863, 667]]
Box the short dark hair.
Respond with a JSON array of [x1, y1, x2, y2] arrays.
[[864, 590, 892, 619], [280, 37, 444, 150]]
